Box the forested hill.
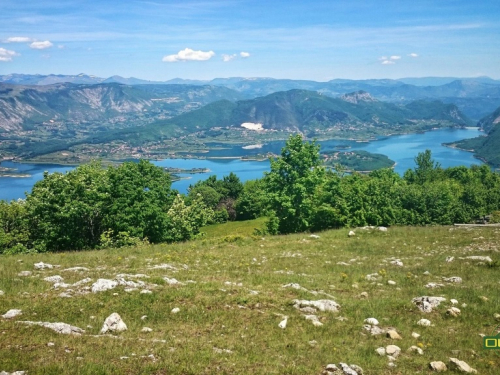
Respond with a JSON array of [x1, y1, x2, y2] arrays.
[[448, 105, 500, 166], [155, 89, 472, 136]]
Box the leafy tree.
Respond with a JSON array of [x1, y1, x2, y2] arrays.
[[26, 161, 108, 251], [166, 194, 213, 242], [264, 134, 325, 233], [404, 150, 442, 184], [102, 159, 175, 243], [0, 199, 30, 254], [222, 172, 244, 199], [26, 160, 176, 251], [188, 172, 243, 222], [235, 179, 267, 221], [187, 185, 221, 209]]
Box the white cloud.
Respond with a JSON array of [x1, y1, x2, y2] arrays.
[[30, 41, 53, 49], [58, 45, 65, 49], [379, 55, 400, 64], [5, 36, 32, 43], [162, 48, 215, 62], [409, 53, 419, 57], [222, 54, 236, 62], [0, 48, 19, 62], [240, 51, 250, 58]]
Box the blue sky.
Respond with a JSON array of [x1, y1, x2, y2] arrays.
[[1, 0, 499, 81]]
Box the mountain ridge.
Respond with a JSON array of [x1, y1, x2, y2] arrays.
[[2, 74, 499, 120]]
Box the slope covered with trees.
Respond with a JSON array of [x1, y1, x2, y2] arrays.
[[447, 105, 500, 167]]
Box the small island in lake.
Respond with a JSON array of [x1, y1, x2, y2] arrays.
[[164, 167, 210, 174], [322, 150, 395, 172], [0, 166, 31, 178]]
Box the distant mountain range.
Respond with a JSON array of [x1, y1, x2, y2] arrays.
[[2, 73, 499, 87], [1, 73, 499, 120]]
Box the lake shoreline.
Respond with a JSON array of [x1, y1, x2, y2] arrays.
[[0, 128, 485, 202]]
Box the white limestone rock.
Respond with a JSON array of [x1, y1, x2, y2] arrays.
[[363, 324, 385, 335], [412, 332, 421, 338], [293, 299, 340, 312], [62, 266, 89, 272], [365, 273, 381, 281], [100, 313, 127, 334], [141, 327, 152, 333], [417, 319, 432, 327], [91, 279, 118, 293], [387, 280, 396, 286], [304, 315, 323, 327], [324, 363, 339, 372], [443, 276, 462, 283], [390, 260, 404, 267], [449, 358, 477, 373], [340, 362, 362, 375], [0, 290, 4, 296], [17, 321, 84, 335], [385, 345, 401, 358], [429, 361, 447, 372], [34, 262, 53, 270], [348, 231, 355, 237], [462, 255, 492, 263], [364, 318, 379, 325], [278, 317, 288, 329], [450, 299, 458, 305], [2, 309, 22, 319], [387, 330, 402, 340], [412, 296, 446, 312], [171, 307, 180, 314], [378, 226, 388, 232], [43, 275, 64, 283], [446, 307, 461, 317], [17, 271, 32, 277], [375, 347, 386, 356], [164, 277, 184, 286]]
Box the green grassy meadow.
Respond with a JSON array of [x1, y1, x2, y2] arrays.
[[1, 221, 499, 374]]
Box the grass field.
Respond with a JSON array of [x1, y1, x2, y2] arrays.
[[1, 221, 499, 374]]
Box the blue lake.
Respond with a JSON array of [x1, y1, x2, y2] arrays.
[[0, 128, 485, 201]]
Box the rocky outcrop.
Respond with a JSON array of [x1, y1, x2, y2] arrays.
[[17, 321, 85, 335], [100, 313, 127, 334]]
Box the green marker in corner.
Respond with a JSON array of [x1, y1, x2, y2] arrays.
[[483, 325, 500, 349]]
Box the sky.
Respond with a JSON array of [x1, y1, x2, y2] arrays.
[[1, 0, 500, 81]]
